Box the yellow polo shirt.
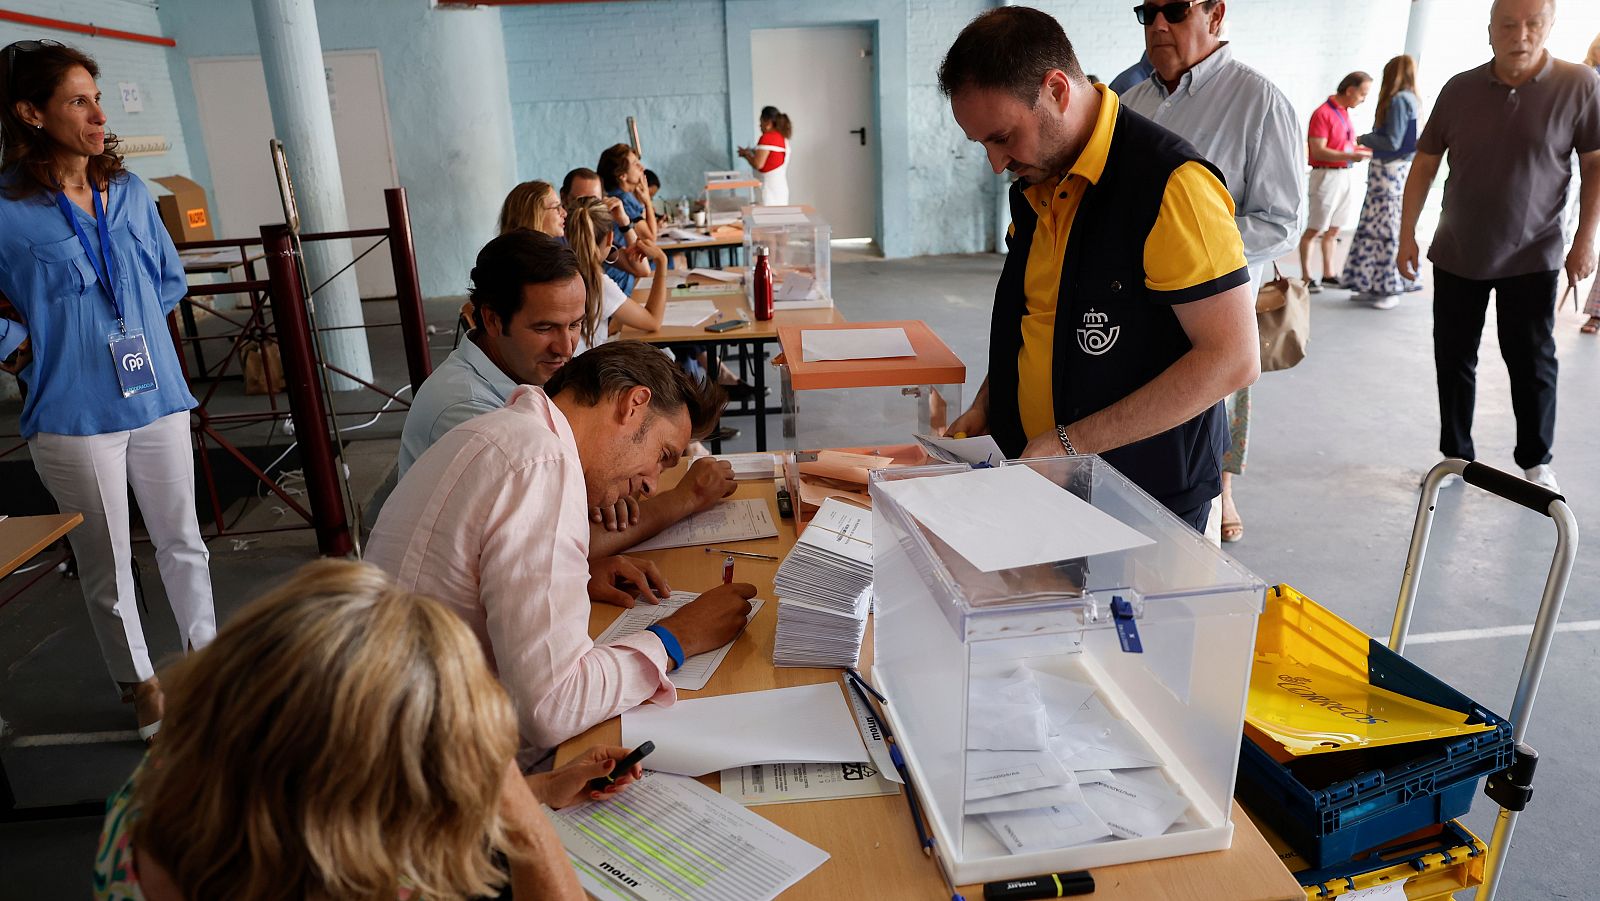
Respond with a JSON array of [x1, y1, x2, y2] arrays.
[[1016, 85, 1247, 440]]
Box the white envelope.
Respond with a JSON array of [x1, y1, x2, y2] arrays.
[[1080, 773, 1190, 840], [964, 780, 1084, 815], [965, 749, 1072, 801], [981, 802, 1113, 853]]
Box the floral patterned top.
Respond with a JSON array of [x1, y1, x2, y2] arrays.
[[93, 765, 418, 900]]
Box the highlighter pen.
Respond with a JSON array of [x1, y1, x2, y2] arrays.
[[722, 555, 735, 584], [983, 871, 1094, 900], [585, 741, 656, 793]]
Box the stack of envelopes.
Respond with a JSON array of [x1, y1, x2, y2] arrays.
[[772, 497, 873, 667]]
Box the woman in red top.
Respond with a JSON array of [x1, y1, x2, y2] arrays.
[[737, 105, 792, 205]]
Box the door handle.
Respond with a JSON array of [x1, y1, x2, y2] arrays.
[[849, 127, 867, 147]]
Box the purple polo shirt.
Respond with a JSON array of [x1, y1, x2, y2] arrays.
[[1419, 54, 1600, 280]]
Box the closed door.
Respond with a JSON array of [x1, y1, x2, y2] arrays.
[[750, 26, 876, 240], [190, 51, 398, 298]]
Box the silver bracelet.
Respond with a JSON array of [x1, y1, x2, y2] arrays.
[[1056, 424, 1078, 456]]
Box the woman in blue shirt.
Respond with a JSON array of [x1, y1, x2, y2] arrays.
[[1341, 55, 1423, 310], [0, 41, 215, 741]]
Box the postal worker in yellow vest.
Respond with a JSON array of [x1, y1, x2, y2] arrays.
[[939, 5, 1261, 530]]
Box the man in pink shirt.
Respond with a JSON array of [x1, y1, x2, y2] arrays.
[[1300, 71, 1373, 293], [367, 341, 756, 766]]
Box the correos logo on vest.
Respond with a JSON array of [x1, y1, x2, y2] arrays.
[[1077, 308, 1119, 356]]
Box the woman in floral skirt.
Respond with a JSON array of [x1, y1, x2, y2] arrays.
[[1342, 55, 1422, 310]]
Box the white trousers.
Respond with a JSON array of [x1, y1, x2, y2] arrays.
[[29, 411, 216, 684]]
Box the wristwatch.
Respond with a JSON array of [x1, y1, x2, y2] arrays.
[[1056, 424, 1078, 456]]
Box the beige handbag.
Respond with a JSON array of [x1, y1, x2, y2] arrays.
[[241, 338, 285, 396], [1256, 263, 1310, 372]]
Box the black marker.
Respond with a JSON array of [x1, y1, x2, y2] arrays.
[[585, 741, 655, 793], [983, 871, 1094, 900]]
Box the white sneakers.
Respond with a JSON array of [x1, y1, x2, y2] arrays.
[[1372, 295, 1399, 310], [1524, 464, 1560, 493]]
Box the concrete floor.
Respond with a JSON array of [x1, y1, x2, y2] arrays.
[[3, 252, 1597, 899]]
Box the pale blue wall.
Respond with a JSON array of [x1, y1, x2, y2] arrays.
[[155, 0, 516, 299], [0, 1, 194, 186]]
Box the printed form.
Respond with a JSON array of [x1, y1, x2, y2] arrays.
[[553, 772, 828, 901]]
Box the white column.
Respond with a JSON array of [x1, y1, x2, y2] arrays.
[[1404, 0, 1431, 66], [251, 0, 371, 389]]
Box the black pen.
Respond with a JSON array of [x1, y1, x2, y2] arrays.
[[585, 741, 655, 793], [844, 666, 887, 704]]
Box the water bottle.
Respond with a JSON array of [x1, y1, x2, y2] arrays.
[[753, 246, 774, 321]]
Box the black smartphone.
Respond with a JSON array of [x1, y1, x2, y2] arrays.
[[585, 741, 656, 792], [705, 319, 748, 333]]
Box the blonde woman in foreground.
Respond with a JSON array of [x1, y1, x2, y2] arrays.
[[93, 560, 641, 901]]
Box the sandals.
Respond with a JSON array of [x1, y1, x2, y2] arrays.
[[1221, 518, 1244, 543], [1582, 317, 1600, 335]]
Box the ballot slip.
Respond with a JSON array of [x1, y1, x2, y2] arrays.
[[719, 761, 901, 807], [773, 588, 870, 668], [626, 497, 778, 553]]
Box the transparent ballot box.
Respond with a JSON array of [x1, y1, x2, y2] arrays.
[[703, 175, 759, 226], [775, 321, 964, 450], [869, 456, 1266, 885], [742, 204, 832, 309]]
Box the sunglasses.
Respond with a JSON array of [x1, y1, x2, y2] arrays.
[[3, 39, 64, 74], [1133, 1, 1212, 26]]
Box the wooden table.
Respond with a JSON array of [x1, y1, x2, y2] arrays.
[[0, 512, 97, 823], [0, 512, 81, 580], [557, 478, 1303, 901], [620, 286, 847, 452]]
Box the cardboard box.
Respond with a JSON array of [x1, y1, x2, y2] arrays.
[[151, 175, 214, 243]]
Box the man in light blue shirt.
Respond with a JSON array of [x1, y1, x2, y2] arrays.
[[1121, 0, 1304, 545], [400, 230, 736, 567]]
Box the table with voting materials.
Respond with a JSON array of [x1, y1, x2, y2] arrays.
[[556, 465, 1303, 900]]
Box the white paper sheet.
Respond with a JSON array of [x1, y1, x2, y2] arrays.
[[775, 273, 814, 301], [663, 227, 715, 242], [553, 772, 829, 901], [874, 464, 1155, 572], [968, 703, 1052, 751], [626, 498, 777, 552], [748, 206, 811, 226], [593, 592, 764, 691], [689, 267, 742, 282], [712, 452, 778, 479], [623, 682, 869, 776], [964, 781, 1084, 815], [965, 749, 1072, 801], [915, 433, 1006, 467], [1049, 720, 1163, 771], [842, 675, 904, 784], [799, 327, 915, 362], [1344, 880, 1409, 900], [980, 801, 1112, 853], [720, 761, 900, 806], [659, 300, 720, 327], [1030, 670, 1100, 736], [1080, 774, 1190, 840]]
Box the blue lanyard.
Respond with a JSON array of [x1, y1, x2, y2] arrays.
[[53, 186, 124, 332]]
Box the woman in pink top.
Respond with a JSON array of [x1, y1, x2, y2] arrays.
[[93, 560, 641, 901]]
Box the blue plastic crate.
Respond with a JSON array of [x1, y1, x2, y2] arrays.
[[1237, 635, 1514, 869]]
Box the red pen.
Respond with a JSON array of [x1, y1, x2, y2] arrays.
[[723, 555, 734, 584]]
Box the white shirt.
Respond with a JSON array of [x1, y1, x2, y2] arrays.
[[368, 386, 676, 765], [1122, 44, 1306, 266], [577, 278, 630, 356]]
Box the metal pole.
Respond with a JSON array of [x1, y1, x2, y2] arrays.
[[385, 187, 432, 394], [262, 223, 353, 557], [1388, 459, 1465, 653]]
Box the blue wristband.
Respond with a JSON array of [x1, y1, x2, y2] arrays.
[[645, 624, 685, 671]]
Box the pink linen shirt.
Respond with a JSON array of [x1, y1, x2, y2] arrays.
[[366, 385, 675, 762]]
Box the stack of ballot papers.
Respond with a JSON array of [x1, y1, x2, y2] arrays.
[[772, 498, 873, 667], [964, 665, 1193, 853]]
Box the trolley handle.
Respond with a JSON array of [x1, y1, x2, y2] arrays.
[[1463, 461, 1563, 516]]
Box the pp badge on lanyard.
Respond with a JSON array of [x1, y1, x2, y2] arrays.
[[55, 186, 158, 398]]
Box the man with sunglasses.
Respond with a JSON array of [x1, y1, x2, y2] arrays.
[[1121, 0, 1303, 543], [939, 6, 1259, 530], [1397, 0, 1600, 493]]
